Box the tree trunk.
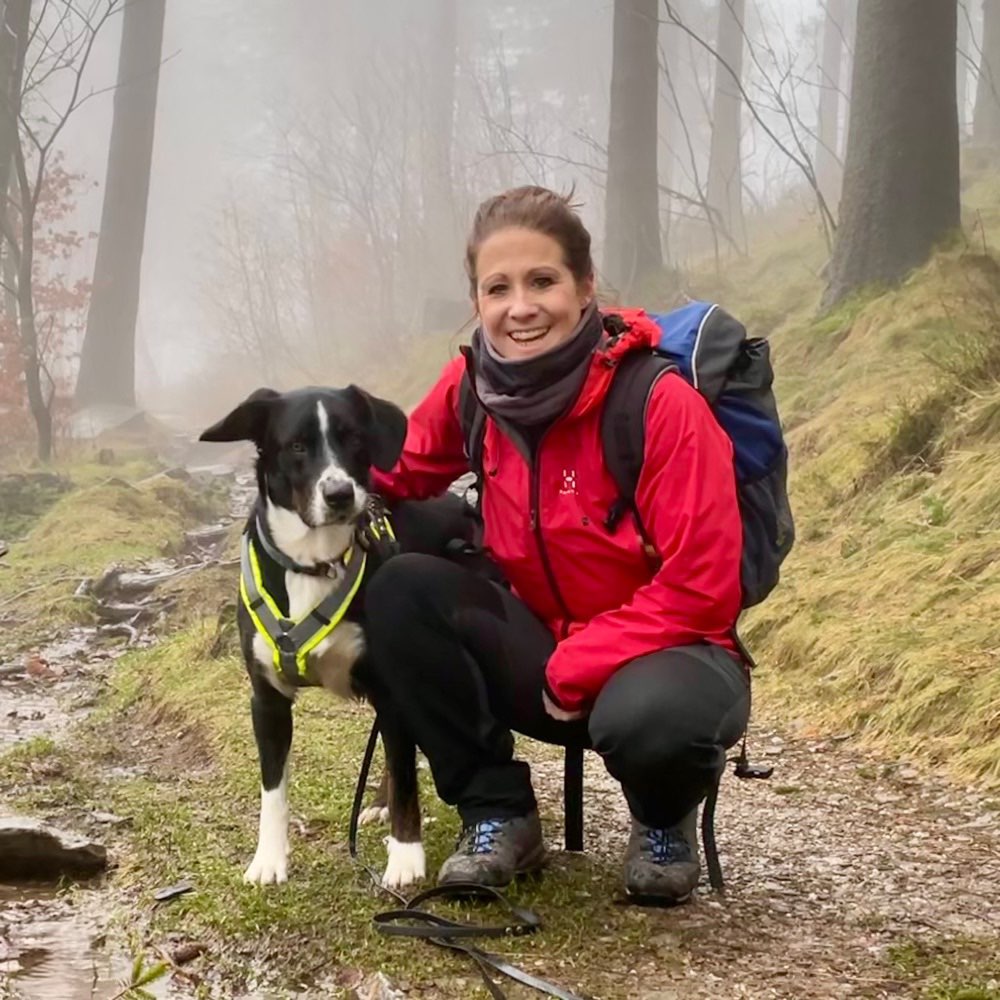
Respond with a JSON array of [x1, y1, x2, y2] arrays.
[[604, 0, 662, 298], [0, 0, 30, 320], [957, 2, 970, 135], [659, 13, 683, 268], [840, 0, 858, 160], [973, 0, 1000, 146], [75, 0, 166, 409], [706, 0, 746, 251], [816, 0, 847, 212], [823, 0, 959, 310], [418, 0, 462, 325], [17, 202, 51, 460]]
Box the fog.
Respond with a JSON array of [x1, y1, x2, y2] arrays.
[[1, 0, 992, 443]]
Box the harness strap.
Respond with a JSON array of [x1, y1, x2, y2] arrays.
[[240, 533, 367, 685], [349, 722, 590, 1000]]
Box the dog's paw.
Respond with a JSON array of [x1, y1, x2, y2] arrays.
[[243, 839, 289, 885], [359, 805, 390, 827], [381, 837, 425, 889]]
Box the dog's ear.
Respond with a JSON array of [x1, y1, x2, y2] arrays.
[[199, 388, 280, 444], [346, 385, 408, 471]]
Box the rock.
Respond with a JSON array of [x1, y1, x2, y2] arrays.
[[0, 815, 107, 880], [348, 972, 404, 1000], [170, 941, 207, 965], [89, 811, 128, 827]]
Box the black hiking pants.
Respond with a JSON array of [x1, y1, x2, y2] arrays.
[[366, 552, 751, 829]]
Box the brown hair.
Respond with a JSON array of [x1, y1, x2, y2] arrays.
[[464, 186, 594, 297]]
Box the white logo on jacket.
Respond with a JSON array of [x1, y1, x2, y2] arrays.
[[559, 468, 578, 495]]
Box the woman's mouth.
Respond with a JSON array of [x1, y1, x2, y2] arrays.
[[508, 326, 550, 344]]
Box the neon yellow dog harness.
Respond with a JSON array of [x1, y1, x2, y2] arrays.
[[239, 504, 395, 687]]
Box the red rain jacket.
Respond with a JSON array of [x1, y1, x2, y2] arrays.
[[373, 309, 742, 712]]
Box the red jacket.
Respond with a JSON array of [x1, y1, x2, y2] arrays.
[[373, 310, 743, 712]]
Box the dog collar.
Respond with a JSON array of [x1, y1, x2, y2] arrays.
[[253, 510, 340, 577]]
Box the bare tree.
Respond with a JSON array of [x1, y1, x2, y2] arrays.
[[0, 0, 30, 320], [664, 0, 837, 252], [76, 0, 166, 410], [706, 0, 746, 250], [816, 0, 847, 210], [823, 0, 960, 309], [973, 0, 1000, 146], [0, 1, 123, 460], [604, 0, 662, 297]]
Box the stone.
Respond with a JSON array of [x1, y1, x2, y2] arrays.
[[0, 815, 107, 880]]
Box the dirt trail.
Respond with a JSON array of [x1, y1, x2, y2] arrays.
[[528, 726, 1000, 999]]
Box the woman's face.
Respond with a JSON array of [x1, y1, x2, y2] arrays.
[[473, 227, 594, 360]]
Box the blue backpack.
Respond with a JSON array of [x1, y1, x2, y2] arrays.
[[457, 301, 794, 609]]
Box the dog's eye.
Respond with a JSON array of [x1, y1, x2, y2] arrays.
[[290, 441, 306, 454]]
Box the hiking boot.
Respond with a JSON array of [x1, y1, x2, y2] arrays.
[[438, 811, 545, 887], [623, 809, 700, 903]]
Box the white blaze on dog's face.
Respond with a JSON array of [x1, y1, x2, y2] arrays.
[[308, 401, 367, 527]]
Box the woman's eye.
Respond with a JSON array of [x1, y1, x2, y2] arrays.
[[533, 275, 554, 288], [486, 284, 507, 296]]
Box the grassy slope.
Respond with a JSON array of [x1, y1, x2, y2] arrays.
[[676, 172, 1000, 791]]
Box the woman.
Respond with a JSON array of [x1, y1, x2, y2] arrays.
[[367, 185, 750, 904]]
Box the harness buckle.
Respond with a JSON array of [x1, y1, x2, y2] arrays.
[[275, 632, 296, 653]]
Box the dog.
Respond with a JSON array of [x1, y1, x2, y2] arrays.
[[200, 384, 447, 889]]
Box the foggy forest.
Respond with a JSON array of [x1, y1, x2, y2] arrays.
[[1, 1, 999, 999]]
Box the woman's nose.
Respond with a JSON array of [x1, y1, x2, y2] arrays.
[[507, 287, 537, 319]]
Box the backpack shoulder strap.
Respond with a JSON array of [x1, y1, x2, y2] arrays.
[[601, 351, 677, 536], [457, 371, 487, 503]]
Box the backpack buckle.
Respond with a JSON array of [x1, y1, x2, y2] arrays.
[[604, 497, 629, 533]]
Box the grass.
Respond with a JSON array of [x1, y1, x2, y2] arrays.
[[888, 938, 1000, 999], [0, 621, 684, 998], [0, 466, 230, 652]]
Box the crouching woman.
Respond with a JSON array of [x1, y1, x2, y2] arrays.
[[367, 185, 750, 904]]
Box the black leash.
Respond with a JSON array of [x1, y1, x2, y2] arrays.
[[349, 722, 590, 1000]]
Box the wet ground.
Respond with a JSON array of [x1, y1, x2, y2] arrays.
[[0, 882, 166, 1000], [0, 466, 249, 1000]]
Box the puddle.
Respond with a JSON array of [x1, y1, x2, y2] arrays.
[[0, 883, 171, 1000]]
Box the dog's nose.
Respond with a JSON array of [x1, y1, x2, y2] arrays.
[[321, 480, 355, 508]]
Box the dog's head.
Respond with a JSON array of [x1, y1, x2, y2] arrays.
[[200, 386, 407, 528]]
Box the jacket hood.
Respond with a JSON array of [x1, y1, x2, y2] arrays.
[[567, 308, 661, 419]]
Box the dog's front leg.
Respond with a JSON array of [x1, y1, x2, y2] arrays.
[[378, 708, 425, 889], [244, 679, 293, 885]]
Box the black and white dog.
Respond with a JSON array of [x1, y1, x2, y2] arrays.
[[200, 384, 449, 889]]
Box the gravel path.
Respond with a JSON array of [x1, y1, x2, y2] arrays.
[[527, 724, 1000, 1000]]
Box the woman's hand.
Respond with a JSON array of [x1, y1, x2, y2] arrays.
[[542, 689, 587, 722]]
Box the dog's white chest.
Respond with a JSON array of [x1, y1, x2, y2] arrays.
[[253, 568, 366, 699]]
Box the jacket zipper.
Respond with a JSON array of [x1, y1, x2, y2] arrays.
[[462, 342, 584, 638], [530, 438, 573, 639]]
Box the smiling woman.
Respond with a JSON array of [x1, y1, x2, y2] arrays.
[[367, 184, 749, 906]]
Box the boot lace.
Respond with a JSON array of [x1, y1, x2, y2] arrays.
[[462, 818, 505, 855], [646, 826, 690, 864]]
